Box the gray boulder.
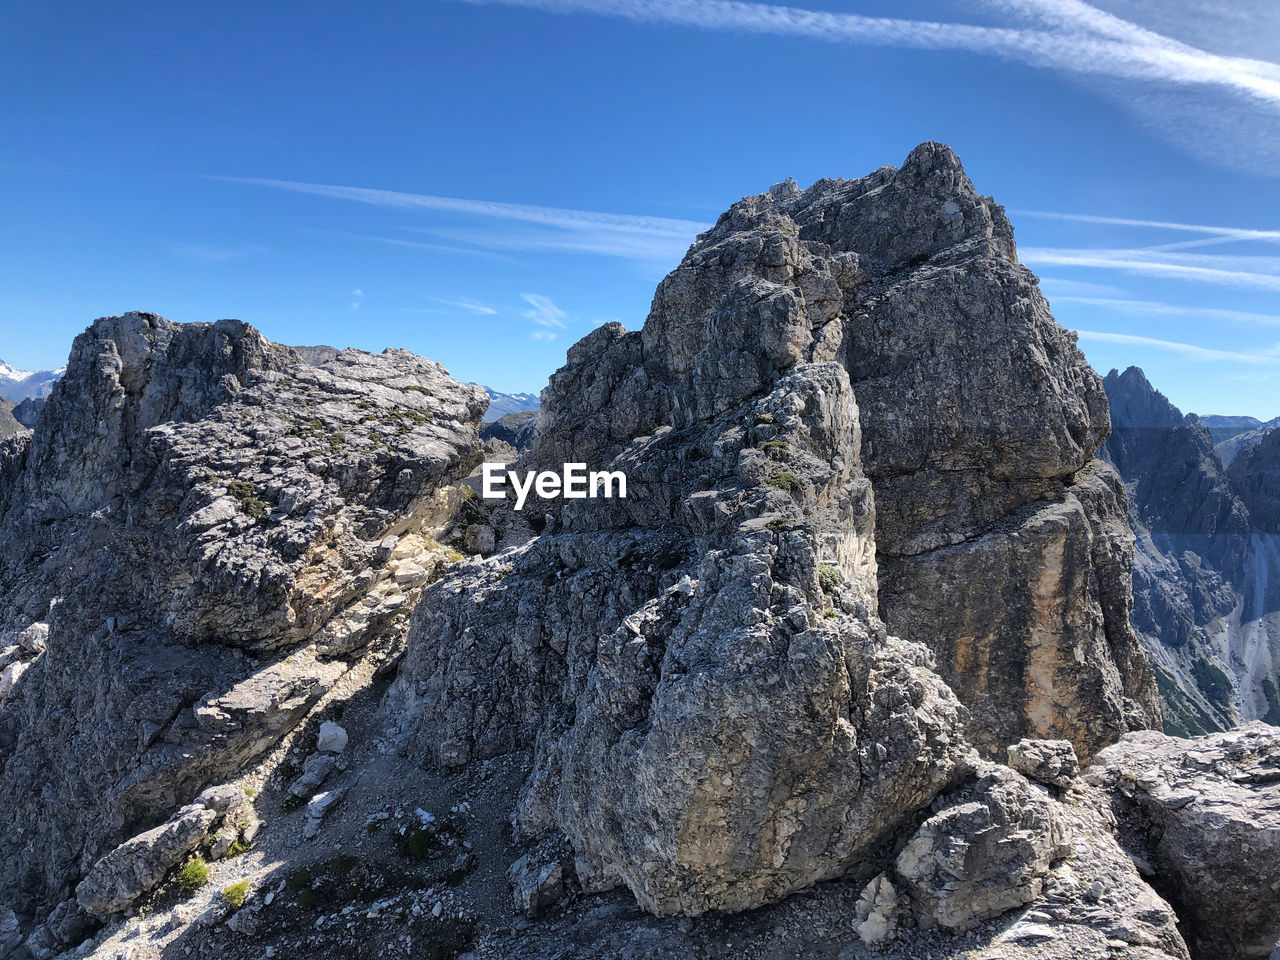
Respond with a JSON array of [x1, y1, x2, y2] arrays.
[[0, 907, 20, 957], [1090, 723, 1280, 960], [894, 764, 1073, 932], [508, 853, 568, 919], [75, 784, 253, 917], [1008, 739, 1081, 789], [316, 721, 348, 754]]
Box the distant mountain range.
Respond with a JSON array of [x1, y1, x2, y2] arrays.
[[478, 386, 539, 423], [1199, 413, 1280, 467], [0, 360, 63, 403], [1104, 368, 1280, 736]]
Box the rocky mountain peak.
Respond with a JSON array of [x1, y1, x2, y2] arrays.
[[390, 142, 1158, 921], [5, 148, 1275, 960]]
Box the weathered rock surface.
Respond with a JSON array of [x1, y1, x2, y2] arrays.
[[388, 142, 1158, 921], [894, 764, 1073, 933], [1091, 723, 1280, 960], [75, 785, 253, 917], [0, 312, 485, 913], [3, 147, 1233, 960], [1007, 738, 1080, 789], [1230, 427, 1280, 536], [0, 402, 25, 440]]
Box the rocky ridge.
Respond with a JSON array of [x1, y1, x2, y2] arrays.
[[0, 147, 1273, 960], [0, 312, 486, 942]]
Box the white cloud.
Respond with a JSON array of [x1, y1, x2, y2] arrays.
[[170, 242, 266, 262], [401, 224, 695, 261], [462, 0, 1280, 101], [1076, 329, 1280, 364], [437, 296, 497, 315], [218, 175, 708, 263], [460, 0, 1280, 170], [221, 176, 707, 236], [521, 293, 568, 332], [1020, 246, 1280, 291], [1037, 276, 1131, 298], [1015, 210, 1280, 243], [1053, 296, 1280, 327], [322, 230, 514, 261], [352, 288, 364, 297]]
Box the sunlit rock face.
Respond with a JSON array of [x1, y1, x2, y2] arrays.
[[389, 142, 1160, 916], [0, 312, 485, 911]]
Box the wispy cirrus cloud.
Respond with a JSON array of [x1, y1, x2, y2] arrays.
[[1037, 276, 1132, 298], [462, 0, 1280, 101], [521, 293, 568, 340], [1015, 209, 1280, 243], [217, 175, 708, 264], [460, 0, 1280, 171], [1076, 329, 1280, 364], [170, 241, 266, 262], [1021, 247, 1280, 291], [416, 296, 498, 315], [1054, 296, 1280, 328]]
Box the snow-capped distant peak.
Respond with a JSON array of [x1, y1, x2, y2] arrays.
[[0, 360, 65, 402], [474, 384, 540, 423]]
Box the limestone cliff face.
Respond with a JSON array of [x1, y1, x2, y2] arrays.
[[0, 313, 485, 911], [389, 143, 1160, 916]]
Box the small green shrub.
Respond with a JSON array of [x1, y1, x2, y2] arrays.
[[406, 828, 433, 861], [329, 854, 361, 876], [176, 858, 209, 893], [240, 496, 269, 521], [823, 609, 838, 619], [768, 471, 802, 495], [288, 866, 311, 891], [221, 880, 249, 908], [225, 836, 250, 858], [297, 888, 316, 910], [818, 565, 844, 593], [761, 440, 789, 460], [765, 517, 793, 532]]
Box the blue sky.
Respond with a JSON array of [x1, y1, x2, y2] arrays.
[[2, 1, 1279, 417]]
